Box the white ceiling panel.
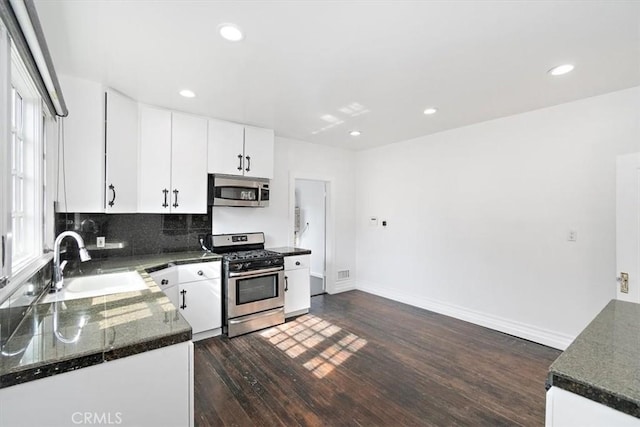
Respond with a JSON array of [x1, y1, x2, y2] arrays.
[[34, 0, 640, 150]]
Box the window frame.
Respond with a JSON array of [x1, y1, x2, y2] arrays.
[[5, 41, 45, 278]]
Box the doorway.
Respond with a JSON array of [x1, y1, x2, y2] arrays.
[[294, 179, 326, 296]]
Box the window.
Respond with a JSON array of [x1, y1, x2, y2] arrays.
[[10, 87, 25, 261], [8, 44, 44, 273]]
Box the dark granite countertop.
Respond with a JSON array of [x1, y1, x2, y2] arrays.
[[268, 247, 312, 256], [547, 299, 640, 418], [0, 251, 222, 389]]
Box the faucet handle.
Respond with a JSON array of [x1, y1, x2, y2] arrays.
[[59, 260, 68, 273]]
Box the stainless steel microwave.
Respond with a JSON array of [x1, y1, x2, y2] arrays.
[[208, 175, 270, 207]]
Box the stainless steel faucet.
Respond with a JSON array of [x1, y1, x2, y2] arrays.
[[52, 231, 91, 292]]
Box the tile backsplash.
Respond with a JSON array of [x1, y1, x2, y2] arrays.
[[55, 208, 212, 260]]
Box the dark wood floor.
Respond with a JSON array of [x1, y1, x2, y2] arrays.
[[194, 291, 561, 426]]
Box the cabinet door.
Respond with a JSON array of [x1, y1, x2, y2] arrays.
[[284, 267, 311, 317], [57, 75, 104, 212], [207, 119, 245, 175], [171, 113, 208, 213], [0, 343, 193, 427], [243, 126, 274, 179], [178, 280, 221, 334], [138, 105, 172, 213], [105, 89, 138, 213]]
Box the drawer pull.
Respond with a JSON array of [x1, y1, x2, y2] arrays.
[[197, 270, 203, 276], [295, 261, 301, 266], [161, 279, 169, 285]]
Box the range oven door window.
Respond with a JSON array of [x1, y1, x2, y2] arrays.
[[237, 274, 278, 304], [227, 270, 284, 319]]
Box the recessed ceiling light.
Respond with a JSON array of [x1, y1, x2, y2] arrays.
[[179, 89, 196, 98], [349, 130, 361, 137], [219, 23, 244, 42], [423, 107, 438, 115], [548, 64, 574, 76]]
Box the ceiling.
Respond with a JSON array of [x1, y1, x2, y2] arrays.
[[33, 1, 640, 151]]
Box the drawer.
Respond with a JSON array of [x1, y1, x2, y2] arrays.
[[177, 261, 221, 283], [285, 255, 310, 271], [149, 266, 178, 289]]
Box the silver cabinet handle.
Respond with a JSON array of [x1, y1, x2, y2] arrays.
[[284, 275, 288, 291], [295, 261, 301, 266], [245, 155, 251, 172], [237, 154, 243, 171], [197, 270, 203, 276]]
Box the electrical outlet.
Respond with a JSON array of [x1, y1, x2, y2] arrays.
[[567, 230, 577, 242], [97, 236, 106, 248], [620, 272, 629, 294]]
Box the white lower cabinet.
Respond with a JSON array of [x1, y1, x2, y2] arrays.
[[150, 261, 222, 340], [0, 342, 194, 427], [284, 255, 311, 318], [177, 280, 220, 336], [546, 387, 640, 427]]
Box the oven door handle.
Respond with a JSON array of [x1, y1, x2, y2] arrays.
[[228, 266, 284, 278]]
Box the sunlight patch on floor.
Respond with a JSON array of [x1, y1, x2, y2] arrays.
[[260, 314, 367, 378]]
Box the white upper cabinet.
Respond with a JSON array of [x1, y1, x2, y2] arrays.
[[207, 120, 245, 176], [244, 126, 275, 179], [57, 76, 104, 213], [171, 113, 208, 213], [138, 106, 207, 213], [105, 89, 138, 213], [208, 119, 274, 179], [138, 105, 172, 213]]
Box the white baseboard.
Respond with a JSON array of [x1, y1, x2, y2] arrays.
[[356, 281, 574, 350], [330, 279, 356, 294]]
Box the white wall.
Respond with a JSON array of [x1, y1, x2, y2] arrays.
[[355, 87, 640, 349], [295, 179, 326, 276], [212, 136, 356, 293]]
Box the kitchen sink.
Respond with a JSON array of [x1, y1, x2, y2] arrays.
[[40, 271, 148, 303]]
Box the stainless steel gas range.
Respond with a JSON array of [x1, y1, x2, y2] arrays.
[[210, 233, 285, 337]]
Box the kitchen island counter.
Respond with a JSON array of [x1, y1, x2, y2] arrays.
[[547, 299, 640, 420]]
